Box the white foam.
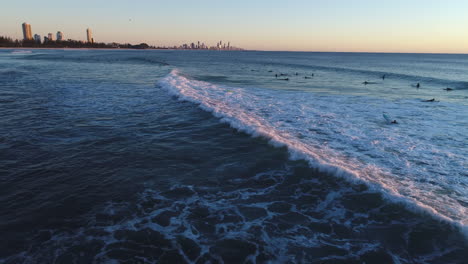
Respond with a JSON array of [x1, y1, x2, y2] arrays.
[[158, 69, 468, 236], [11, 50, 33, 55]]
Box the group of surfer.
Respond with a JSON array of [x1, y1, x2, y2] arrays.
[[274, 72, 315, 81], [363, 74, 458, 125], [364, 75, 455, 93], [268, 70, 456, 125]]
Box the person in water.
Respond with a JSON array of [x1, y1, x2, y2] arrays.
[[416, 83, 420, 88], [423, 98, 435, 102], [382, 74, 386, 80], [391, 120, 398, 124]]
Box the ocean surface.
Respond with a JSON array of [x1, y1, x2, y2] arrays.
[[0, 49, 467, 263]]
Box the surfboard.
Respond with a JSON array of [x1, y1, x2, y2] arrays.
[[383, 112, 392, 123]]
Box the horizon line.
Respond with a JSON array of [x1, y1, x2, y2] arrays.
[[2, 46, 467, 55]]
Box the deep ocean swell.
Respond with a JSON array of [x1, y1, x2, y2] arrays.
[[1, 50, 467, 264]]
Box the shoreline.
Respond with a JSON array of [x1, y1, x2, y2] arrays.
[[0, 47, 175, 51], [0, 47, 246, 51], [2, 47, 467, 55]]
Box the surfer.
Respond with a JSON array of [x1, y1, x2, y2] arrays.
[[382, 74, 386, 80], [278, 78, 289, 81], [416, 83, 420, 88], [275, 74, 278, 79], [422, 98, 436, 102], [304, 76, 312, 79], [443, 88, 453, 91], [383, 112, 397, 124], [363, 81, 369, 85]]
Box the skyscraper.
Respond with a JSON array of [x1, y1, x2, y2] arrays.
[[34, 34, 41, 44], [47, 33, 54, 41], [22, 23, 33, 40], [86, 28, 93, 43], [56, 31, 63, 41]]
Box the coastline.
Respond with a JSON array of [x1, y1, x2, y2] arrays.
[[0, 47, 247, 51]]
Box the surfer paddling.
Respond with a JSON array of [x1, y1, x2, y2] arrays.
[[383, 112, 398, 124]]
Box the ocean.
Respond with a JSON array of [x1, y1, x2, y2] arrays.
[[0, 49, 466, 263]]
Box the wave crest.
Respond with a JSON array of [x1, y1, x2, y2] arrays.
[[158, 69, 467, 237]]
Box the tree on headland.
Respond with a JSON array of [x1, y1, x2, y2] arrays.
[[132, 43, 149, 49], [0, 36, 20, 47]]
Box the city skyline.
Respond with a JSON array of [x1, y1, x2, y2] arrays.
[[2, 0, 468, 53], [14, 21, 243, 50]]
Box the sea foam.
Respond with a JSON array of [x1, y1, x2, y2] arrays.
[[158, 69, 468, 236]]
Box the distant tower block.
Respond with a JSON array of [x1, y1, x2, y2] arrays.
[[86, 28, 93, 43], [22, 22, 33, 40], [34, 34, 41, 44], [56, 31, 63, 41], [48, 33, 54, 41]]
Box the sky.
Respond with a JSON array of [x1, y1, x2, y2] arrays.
[[1, 0, 468, 53]]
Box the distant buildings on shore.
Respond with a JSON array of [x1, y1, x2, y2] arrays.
[[176, 40, 242, 51], [17, 22, 243, 50], [57, 31, 63, 41], [22, 23, 32, 40], [21, 22, 91, 43], [34, 34, 41, 43], [86, 28, 94, 43]]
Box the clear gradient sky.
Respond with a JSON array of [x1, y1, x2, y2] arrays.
[[1, 0, 468, 53]]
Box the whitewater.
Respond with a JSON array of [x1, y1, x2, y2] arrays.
[[159, 69, 468, 234], [2, 49, 467, 263]]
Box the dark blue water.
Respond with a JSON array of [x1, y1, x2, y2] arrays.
[[0, 49, 467, 263]]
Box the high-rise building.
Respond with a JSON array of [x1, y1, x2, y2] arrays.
[[56, 31, 63, 41], [34, 34, 41, 44], [47, 33, 54, 41], [22, 23, 33, 40], [86, 28, 93, 43]]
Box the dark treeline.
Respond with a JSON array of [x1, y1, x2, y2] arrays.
[[0, 36, 153, 49]]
